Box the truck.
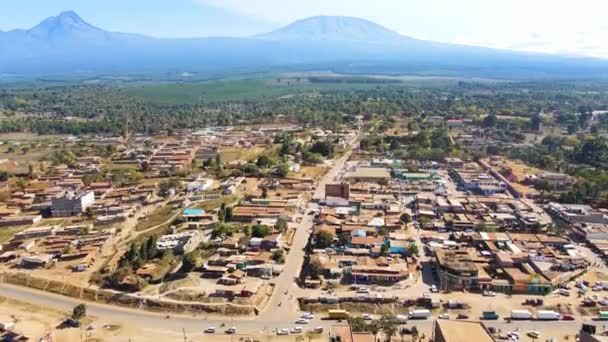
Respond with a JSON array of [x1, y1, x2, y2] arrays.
[[328, 310, 350, 320], [510, 309, 532, 320], [598, 311, 608, 321], [408, 309, 431, 319], [482, 311, 499, 320], [536, 310, 561, 321]]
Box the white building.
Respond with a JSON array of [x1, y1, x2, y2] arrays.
[[51, 191, 95, 217]]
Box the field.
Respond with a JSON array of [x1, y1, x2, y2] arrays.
[[0, 225, 27, 243], [191, 195, 238, 212], [295, 166, 329, 180], [219, 146, 266, 163], [135, 205, 174, 231], [123, 78, 388, 104]]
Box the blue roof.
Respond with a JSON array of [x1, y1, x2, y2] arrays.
[[183, 208, 205, 216]]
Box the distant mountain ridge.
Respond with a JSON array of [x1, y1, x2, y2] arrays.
[[1, 11, 608, 79], [256, 16, 411, 44]]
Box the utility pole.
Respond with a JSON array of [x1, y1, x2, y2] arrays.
[[182, 328, 187, 342]]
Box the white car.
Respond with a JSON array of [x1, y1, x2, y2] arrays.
[[301, 312, 314, 320], [507, 331, 520, 339], [600, 298, 608, 306], [356, 287, 370, 294], [225, 327, 236, 335], [527, 331, 540, 339], [430, 285, 438, 293], [204, 327, 216, 334], [291, 327, 303, 334], [295, 319, 310, 324], [483, 290, 496, 297], [277, 328, 289, 336], [438, 313, 449, 319], [362, 314, 373, 320]]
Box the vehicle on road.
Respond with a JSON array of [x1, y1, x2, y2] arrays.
[[408, 309, 430, 319], [430, 285, 438, 293], [328, 310, 350, 320], [507, 331, 520, 339], [457, 314, 469, 319], [598, 311, 608, 320], [483, 290, 496, 297], [277, 328, 289, 336], [562, 314, 575, 321], [361, 313, 373, 320], [356, 287, 370, 294], [438, 313, 449, 319], [225, 327, 236, 334], [313, 327, 324, 333], [527, 331, 541, 339], [204, 327, 216, 334], [510, 309, 532, 320], [291, 327, 303, 334], [295, 319, 310, 324], [301, 312, 314, 320], [535, 310, 560, 321], [482, 311, 499, 320]]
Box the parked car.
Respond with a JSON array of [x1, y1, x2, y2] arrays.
[[457, 314, 469, 319], [507, 331, 520, 339], [204, 327, 216, 334], [277, 329, 289, 336], [430, 285, 438, 293], [295, 319, 310, 324], [438, 313, 449, 319], [291, 327, 303, 334], [225, 327, 236, 335], [527, 331, 541, 339], [362, 314, 373, 321], [301, 312, 314, 320], [562, 314, 575, 321], [483, 290, 497, 297], [356, 287, 370, 294]]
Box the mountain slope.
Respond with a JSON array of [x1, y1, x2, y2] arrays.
[[256, 16, 410, 44], [1, 11, 608, 79]]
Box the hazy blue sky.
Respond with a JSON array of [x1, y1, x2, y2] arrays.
[[2, 0, 607, 57]]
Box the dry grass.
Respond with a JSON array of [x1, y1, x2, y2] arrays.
[[295, 166, 329, 180], [0, 225, 28, 242], [219, 147, 266, 163], [135, 205, 174, 231], [191, 195, 237, 212]]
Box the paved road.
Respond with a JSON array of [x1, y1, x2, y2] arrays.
[[0, 282, 590, 340]]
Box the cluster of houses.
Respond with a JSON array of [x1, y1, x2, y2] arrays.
[[428, 230, 587, 294], [0, 223, 115, 271], [548, 202, 608, 257], [307, 172, 415, 286]]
